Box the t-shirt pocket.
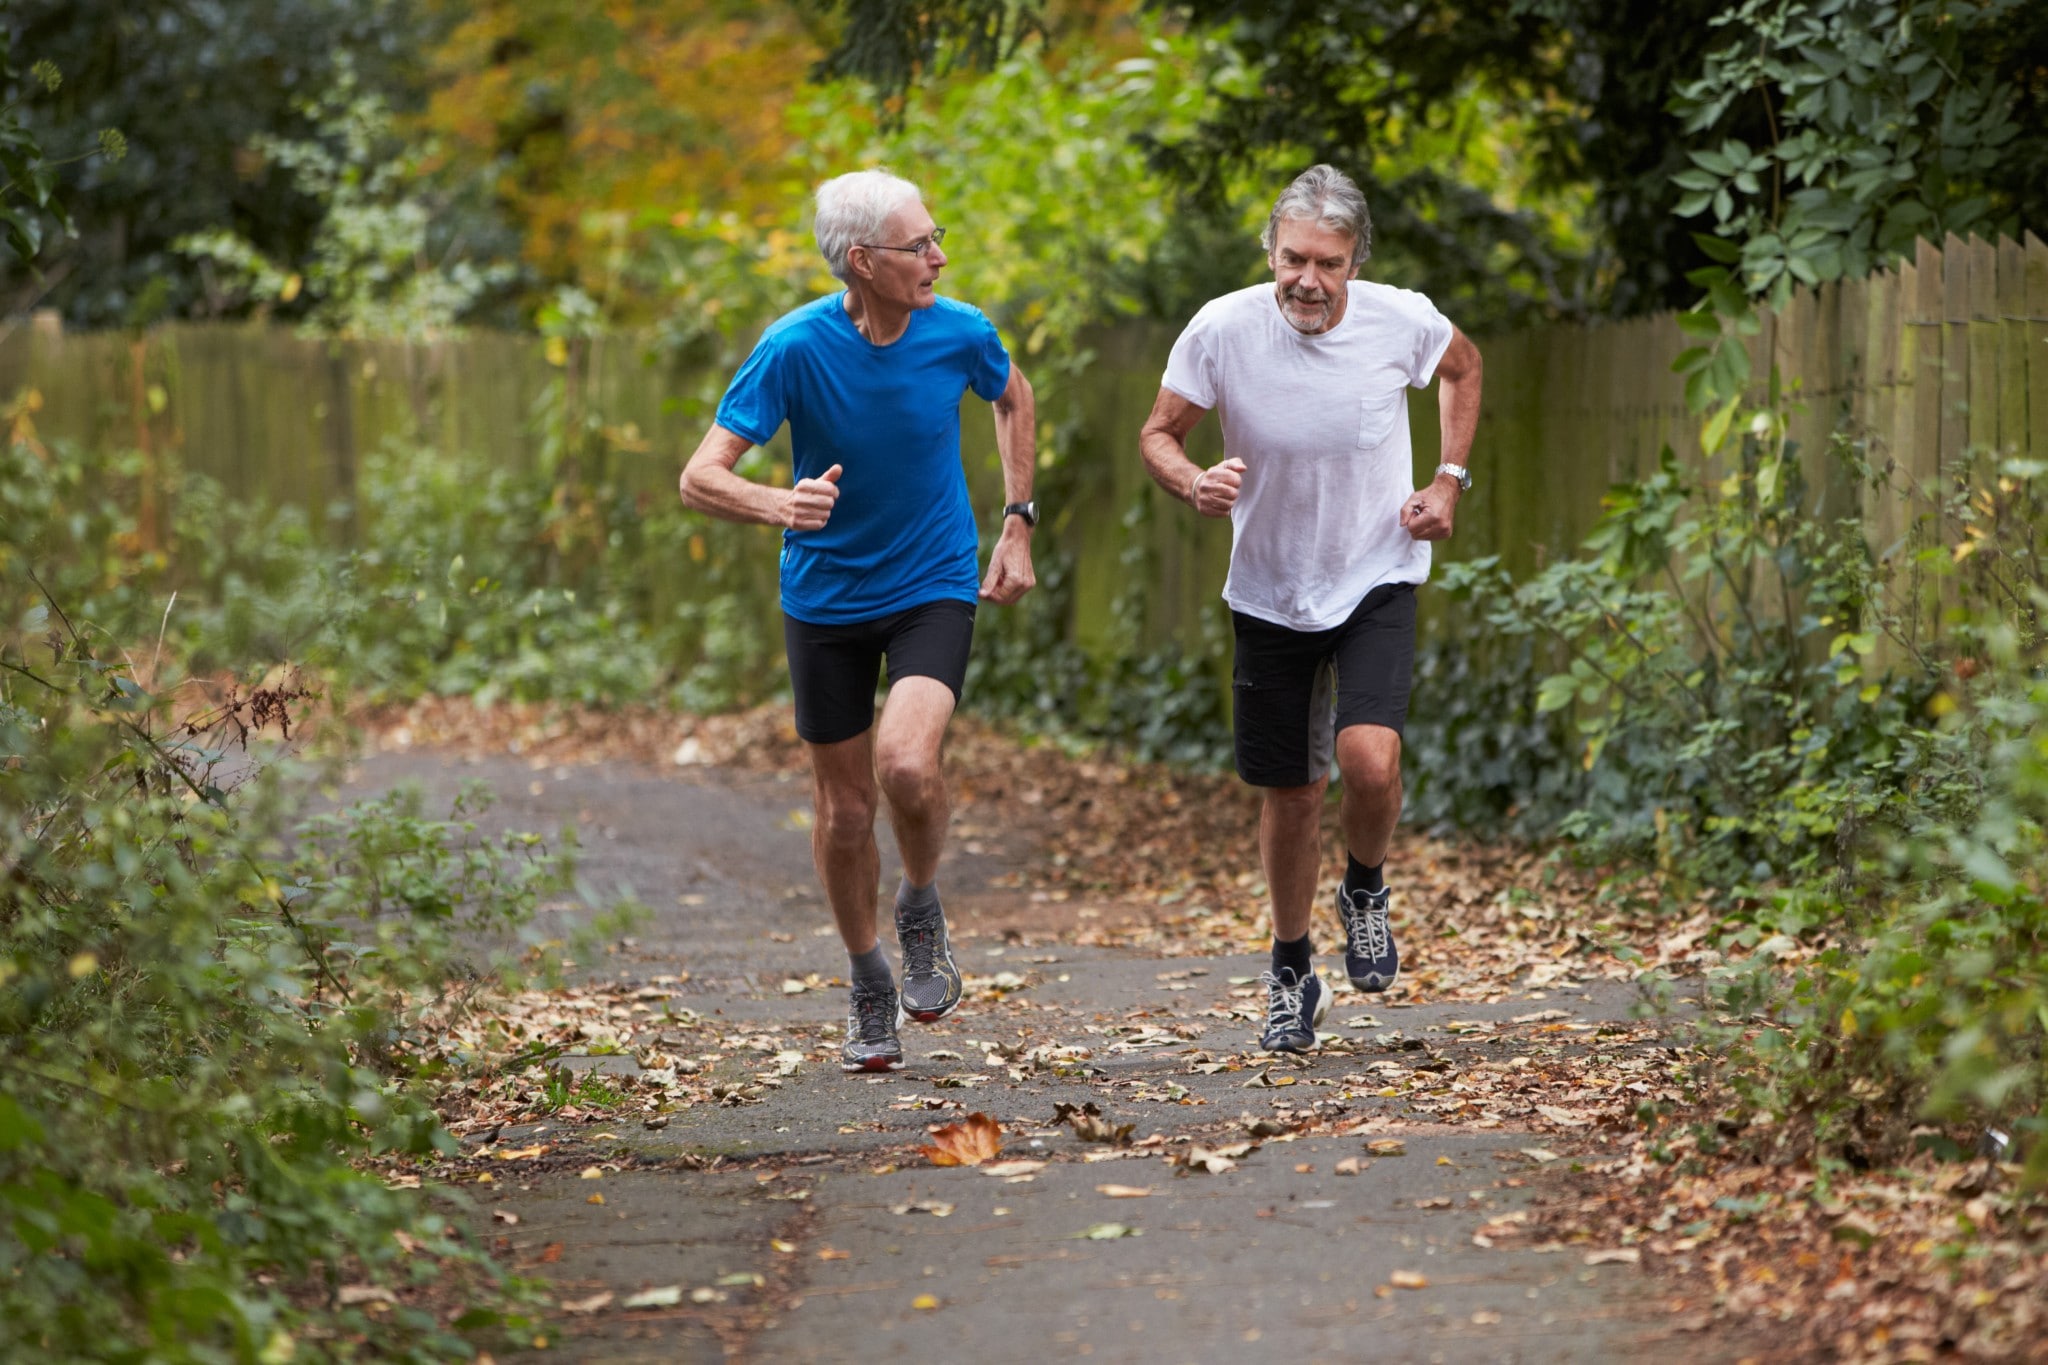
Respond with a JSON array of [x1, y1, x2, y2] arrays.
[[1355, 388, 1403, 449]]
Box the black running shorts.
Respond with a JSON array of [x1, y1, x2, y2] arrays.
[[1230, 582, 1418, 788], [783, 599, 977, 745]]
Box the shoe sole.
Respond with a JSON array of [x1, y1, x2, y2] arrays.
[[840, 999, 908, 1072], [1348, 968, 1399, 993], [841, 1054, 906, 1073], [904, 994, 961, 1025]]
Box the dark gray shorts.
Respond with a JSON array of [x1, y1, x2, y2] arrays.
[[1229, 582, 1418, 788]]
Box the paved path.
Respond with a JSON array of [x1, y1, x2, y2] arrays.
[[343, 749, 1752, 1365]]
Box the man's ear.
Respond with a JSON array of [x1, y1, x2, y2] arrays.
[[847, 245, 873, 283]]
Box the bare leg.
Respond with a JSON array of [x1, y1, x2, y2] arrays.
[[807, 730, 881, 954], [1335, 724, 1403, 867], [1260, 778, 1329, 943], [873, 677, 958, 886]]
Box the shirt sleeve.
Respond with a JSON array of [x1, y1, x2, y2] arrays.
[[1407, 297, 1456, 389], [966, 309, 1011, 402], [1161, 311, 1217, 409], [713, 333, 787, 446]]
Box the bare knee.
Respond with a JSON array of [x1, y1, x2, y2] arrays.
[[1338, 734, 1401, 799], [813, 784, 877, 850], [1262, 780, 1327, 823], [875, 743, 942, 808]]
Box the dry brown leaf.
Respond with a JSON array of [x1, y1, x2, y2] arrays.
[[919, 1112, 1003, 1167], [1097, 1184, 1152, 1198], [1389, 1271, 1429, 1289], [560, 1292, 613, 1315], [1366, 1139, 1407, 1157]]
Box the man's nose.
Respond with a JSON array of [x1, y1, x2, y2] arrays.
[[928, 243, 947, 269]]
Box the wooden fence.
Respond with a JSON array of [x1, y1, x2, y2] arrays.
[[3, 233, 2043, 661]]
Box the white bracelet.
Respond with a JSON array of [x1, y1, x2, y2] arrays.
[[1188, 468, 1208, 505]]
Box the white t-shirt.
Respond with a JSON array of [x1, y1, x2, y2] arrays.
[[1162, 280, 1454, 631]]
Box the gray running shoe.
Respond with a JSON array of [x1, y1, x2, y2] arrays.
[[1339, 883, 1400, 992], [896, 901, 964, 1023], [840, 983, 905, 1073]]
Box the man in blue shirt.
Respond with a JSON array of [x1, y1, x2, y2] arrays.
[[680, 169, 1038, 1073]]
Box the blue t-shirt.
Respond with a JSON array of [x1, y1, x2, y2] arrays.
[[714, 294, 1012, 624]]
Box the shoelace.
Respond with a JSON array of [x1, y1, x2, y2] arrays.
[[899, 913, 940, 977], [1260, 969, 1309, 1031], [1343, 889, 1391, 961], [850, 989, 896, 1043]]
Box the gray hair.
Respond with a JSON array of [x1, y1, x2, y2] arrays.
[[814, 169, 923, 283], [1261, 164, 1372, 267]]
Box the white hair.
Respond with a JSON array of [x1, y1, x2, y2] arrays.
[[813, 169, 923, 283], [1261, 164, 1373, 267]]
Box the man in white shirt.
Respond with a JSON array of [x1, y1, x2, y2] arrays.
[[1138, 164, 1484, 1053]]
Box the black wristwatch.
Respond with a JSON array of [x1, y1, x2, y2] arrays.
[[1003, 500, 1039, 528]]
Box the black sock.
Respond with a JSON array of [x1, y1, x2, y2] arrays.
[[1345, 854, 1385, 895], [849, 943, 893, 994], [1271, 932, 1312, 979]]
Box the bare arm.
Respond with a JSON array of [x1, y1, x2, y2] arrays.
[[980, 361, 1037, 604], [1400, 326, 1484, 541], [1139, 386, 1242, 516], [678, 423, 841, 530]]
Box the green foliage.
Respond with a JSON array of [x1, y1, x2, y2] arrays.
[[0, 32, 124, 265], [0, 627, 555, 1357], [174, 59, 519, 336], [1708, 643, 2048, 1184], [1671, 0, 2023, 306], [5, 0, 447, 326]]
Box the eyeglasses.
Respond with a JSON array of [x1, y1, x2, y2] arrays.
[[858, 226, 947, 258]]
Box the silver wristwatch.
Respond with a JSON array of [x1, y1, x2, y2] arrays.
[[1435, 461, 1472, 492]]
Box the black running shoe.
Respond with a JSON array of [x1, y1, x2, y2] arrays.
[[840, 983, 906, 1073], [1258, 966, 1328, 1054], [896, 902, 964, 1023], [1339, 883, 1399, 993]]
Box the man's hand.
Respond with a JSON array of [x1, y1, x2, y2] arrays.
[[784, 463, 842, 531], [979, 518, 1036, 604], [1190, 457, 1247, 517], [1399, 474, 1460, 541]]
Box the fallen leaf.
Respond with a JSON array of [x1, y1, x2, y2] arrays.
[[539, 1243, 564, 1264], [1078, 1222, 1142, 1240], [888, 1199, 956, 1217], [1180, 1145, 1238, 1175], [491, 1210, 520, 1225], [337, 1286, 396, 1306], [1583, 1249, 1641, 1267], [1054, 1100, 1136, 1147], [1366, 1140, 1407, 1157], [624, 1286, 684, 1308], [817, 1248, 850, 1260], [1518, 1148, 1560, 1163], [1536, 1105, 1591, 1127], [580, 1166, 604, 1180], [1334, 1158, 1362, 1176], [587, 1193, 605, 1205], [1389, 1270, 1429, 1289], [920, 1112, 1003, 1167], [912, 1294, 941, 1310], [1097, 1184, 1152, 1198], [981, 1160, 1047, 1179], [559, 1292, 613, 1315], [771, 1239, 797, 1253]]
